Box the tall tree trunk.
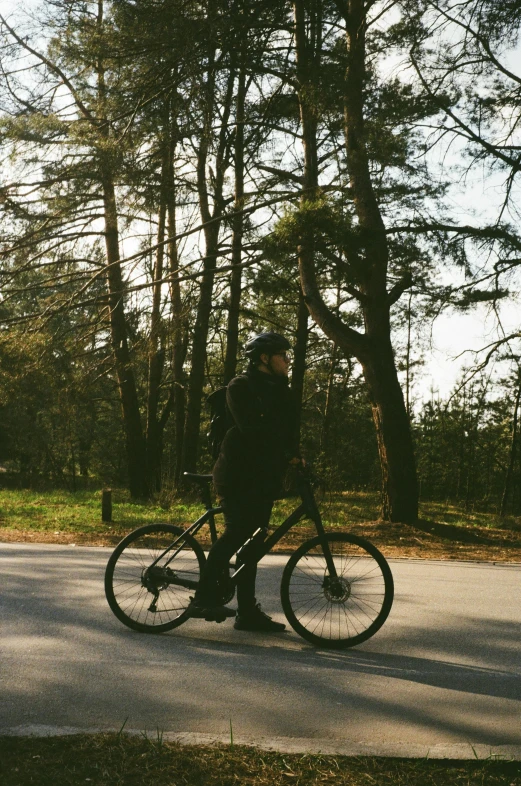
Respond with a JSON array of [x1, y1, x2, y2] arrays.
[[341, 0, 417, 521], [224, 60, 246, 385], [151, 115, 187, 488], [405, 291, 413, 418], [321, 342, 338, 452], [500, 382, 520, 517], [145, 147, 168, 493], [290, 291, 309, 441], [359, 342, 417, 521], [183, 53, 235, 472], [183, 227, 220, 472], [167, 190, 187, 487], [293, 0, 418, 522], [456, 387, 466, 499], [290, 0, 318, 451], [96, 0, 146, 498], [101, 171, 147, 499]]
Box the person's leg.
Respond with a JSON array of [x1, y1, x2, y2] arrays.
[[194, 492, 270, 606], [231, 495, 286, 633], [233, 495, 273, 613], [194, 520, 245, 605], [189, 491, 284, 631]]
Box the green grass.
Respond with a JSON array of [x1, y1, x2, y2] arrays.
[[419, 499, 521, 531], [0, 735, 520, 786], [0, 487, 382, 538], [0, 488, 203, 538], [0, 486, 518, 540], [316, 490, 521, 534]]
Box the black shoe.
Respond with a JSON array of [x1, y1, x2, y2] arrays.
[[234, 603, 286, 632], [186, 598, 236, 623]]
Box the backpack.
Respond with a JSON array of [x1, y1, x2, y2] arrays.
[[206, 374, 258, 460], [206, 385, 232, 460]]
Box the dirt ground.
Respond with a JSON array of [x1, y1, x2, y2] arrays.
[[2, 518, 520, 562]]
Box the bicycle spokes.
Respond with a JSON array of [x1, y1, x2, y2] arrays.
[[105, 524, 205, 633], [281, 533, 394, 648]]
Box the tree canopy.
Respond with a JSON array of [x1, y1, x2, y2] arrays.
[[0, 0, 520, 519]]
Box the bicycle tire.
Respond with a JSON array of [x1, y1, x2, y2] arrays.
[[280, 533, 393, 648], [105, 523, 206, 634]]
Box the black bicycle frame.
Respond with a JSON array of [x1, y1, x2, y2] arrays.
[[231, 476, 338, 581], [148, 498, 222, 572], [148, 472, 338, 590]]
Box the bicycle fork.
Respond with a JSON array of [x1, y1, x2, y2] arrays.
[[300, 481, 339, 580]]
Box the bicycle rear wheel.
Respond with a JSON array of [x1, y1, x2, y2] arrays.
[[105, 523, 205, 633], [281, 533, 393, 648]]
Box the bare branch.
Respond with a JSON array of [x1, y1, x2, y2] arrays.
[[0, 13, 98, 125]]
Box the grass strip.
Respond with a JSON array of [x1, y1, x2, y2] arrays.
[[1, 487, 521, 561], [1, 735, 520, 786]]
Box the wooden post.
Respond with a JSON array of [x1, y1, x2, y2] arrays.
[[102, 488, 112, 522]]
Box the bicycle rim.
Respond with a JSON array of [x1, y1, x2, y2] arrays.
[[105, 523, 205, 633], [281, 533, 394, 648]]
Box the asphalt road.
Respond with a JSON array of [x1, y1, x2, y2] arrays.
[[1, 542, 520, 758]]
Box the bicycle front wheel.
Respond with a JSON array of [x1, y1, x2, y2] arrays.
[[105, 523, 205, 634], [281, 533, 393, 648]]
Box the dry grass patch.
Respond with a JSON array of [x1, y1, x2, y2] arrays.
[[1, 735, 520, 786]]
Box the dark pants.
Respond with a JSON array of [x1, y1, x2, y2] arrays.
[[195, 492, 273, 613]]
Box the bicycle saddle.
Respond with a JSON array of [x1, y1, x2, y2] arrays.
[[183, 472, 213, 485]]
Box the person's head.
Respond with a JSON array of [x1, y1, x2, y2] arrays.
[[244, 332, 292, 377]]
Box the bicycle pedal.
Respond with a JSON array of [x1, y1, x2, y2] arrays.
[[200, 608, 229, 622]]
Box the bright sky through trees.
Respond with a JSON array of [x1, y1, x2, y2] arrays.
[[1, 0, 521, 516], [2, 0, 518, 406]]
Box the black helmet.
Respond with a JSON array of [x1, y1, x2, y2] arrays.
[[244, 332, 291, 362]]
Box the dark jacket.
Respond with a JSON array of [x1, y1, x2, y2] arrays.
[[212, 368, 299, 498]]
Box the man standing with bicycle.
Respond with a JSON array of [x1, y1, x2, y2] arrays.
[[187, 332, 302, 631]]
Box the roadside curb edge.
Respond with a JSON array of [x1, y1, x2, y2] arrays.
[[2, 726, 521, 760]]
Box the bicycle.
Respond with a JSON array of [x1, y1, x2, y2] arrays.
[[104, 467, 394, 648]]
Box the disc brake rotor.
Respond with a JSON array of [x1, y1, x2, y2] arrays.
[[323, 574, 351, 603]]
